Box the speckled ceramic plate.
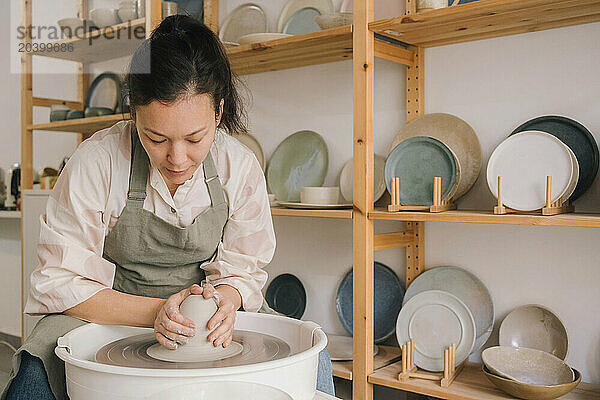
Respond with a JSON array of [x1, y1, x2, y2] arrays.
[[336, 262, 404, 344], [487, 130, 575, 211], [403, 266, 494, 354], [219, 3, 267, 44], [499, 304, 568, 360], [385, 136, 458, 206], [389, 113, 481, 201], [267, 130, 328, 202], [396, 290, 476, 372], [234, 133, 265, 171], [277, 0, 334, 32], [339, 154, 386, 203], [510, 115, 598, 201]]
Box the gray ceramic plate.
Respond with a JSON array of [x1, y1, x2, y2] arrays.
[[385, 136, 458, 206], [277, 0, 334, 32], [219, 3, 267, 44], [267, 130, 328, 202], [283, 7, 321, 35], [500, 304, 568, 360], [336, 262, 404, 343], [510, 115, 599, 201], [403, 266, 494, 354], [390, 113, 481, 200]]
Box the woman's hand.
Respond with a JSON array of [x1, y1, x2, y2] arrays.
[[204, 284, 242, 348], [153, 284, 203, 349]]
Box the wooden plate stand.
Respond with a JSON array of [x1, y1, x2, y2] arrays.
[[388, 177, 456, 213], [493, 176, 574, 216], [398, 339, 465, 388]]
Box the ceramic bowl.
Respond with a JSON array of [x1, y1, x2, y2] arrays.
[[300, 186, 339, 204], [66, 110, 84, 119], [84, 107, 114, 118], [50, 109, 69, 122], [315, 12, 353, 29], [500, 304, 568, 360], [483, 365, 581, 400], [482, 346, 574, 386], [118, 7, 138, 21], [237, 33, 292, 45], [90, 8, 120, 28], [57, 18, 97, 38]]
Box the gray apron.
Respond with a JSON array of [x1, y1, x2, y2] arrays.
[[2, 128, 229, 400]]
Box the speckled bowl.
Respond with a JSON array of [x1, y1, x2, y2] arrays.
[[500, 304, 568, 360], [482, 346, 574, 386], [483, 364, 581, 400]]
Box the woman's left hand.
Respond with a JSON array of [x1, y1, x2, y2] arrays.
[[202, 283, 242, 348]]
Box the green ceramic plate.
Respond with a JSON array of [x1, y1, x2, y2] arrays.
[[267, 130, 328, 201], [385, 136, 457, 206]]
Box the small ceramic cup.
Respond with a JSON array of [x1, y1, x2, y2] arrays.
[[300, 186, 339, 205]]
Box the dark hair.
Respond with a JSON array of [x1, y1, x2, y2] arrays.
[[125, 15, 248, 134]]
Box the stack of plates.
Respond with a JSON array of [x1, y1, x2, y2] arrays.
[[219, 4, 268, 46], [387, 114, 482, 206], [487, 129, 581, 211], [395, 266, 493, 372]]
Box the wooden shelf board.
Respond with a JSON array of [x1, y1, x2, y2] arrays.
[[0, 211, 21, 219], [30, 19, 146, 63], [333, 345, 403, 381], [31, 114, 130, 135], [227, 26, 413, 75], [370, 0, 600, 48], [369, 362, 600, 400], [369, 208, 600, 228], [271, 206, 352, 219]]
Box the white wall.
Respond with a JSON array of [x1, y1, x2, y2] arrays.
[[1, 0, 598, 389]]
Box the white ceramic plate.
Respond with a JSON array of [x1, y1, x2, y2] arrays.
[[482, 346, 574, 386], [219, 3, 267, 44], [326, 334, 379, 361], [237, 33, 292, 45], [339, 154, 386, 203], [234, 133, 265, 171], [487, 130, 575, 211], [276, 201, 352, 209], [561, 144, 579, 203], [395, 290, 476, 372], [277, 0, 334, 32]]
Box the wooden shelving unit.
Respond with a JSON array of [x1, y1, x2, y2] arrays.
[[371, 0, 600, 48], [369, 362, 600, 400], [19, 1, 600, 399], [31, 114, 130, 136], [370, 208, 600, 228], [30, 18, 146, 63], [271, 206, 353, 219], [332, 345, 402, 381]]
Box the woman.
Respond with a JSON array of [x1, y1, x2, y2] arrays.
[[3, 16, 334, 399]]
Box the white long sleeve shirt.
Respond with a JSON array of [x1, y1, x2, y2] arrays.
[[25, 120, 275, 315]]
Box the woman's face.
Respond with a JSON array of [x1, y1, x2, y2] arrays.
[[134, 93, 224, 193]]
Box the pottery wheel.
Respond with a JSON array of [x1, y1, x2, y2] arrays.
[[95, 330, 291, 369], [146, 340, 244, 363]]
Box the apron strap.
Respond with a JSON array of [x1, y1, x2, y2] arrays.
[[203, 151, 226, 207], [127, 127, 150, 208]]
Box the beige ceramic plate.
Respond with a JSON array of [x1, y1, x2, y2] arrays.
[[499, 305, 568, 360], [390, 113, 481, 201], [326, 334, 379, 361], [277, 0, 334, 32], [237, 33, 293, 45], [339, 154, 386, 203], [482, 346, 574, 386], [234, 133, 265, 171], [219, 3, 267, 43], [483, 365, 581, 400]]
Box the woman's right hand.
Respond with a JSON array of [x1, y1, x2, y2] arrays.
[[153, 284, 203, 349]]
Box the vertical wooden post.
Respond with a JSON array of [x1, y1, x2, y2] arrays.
[[405, 221, 425, 288], [147, 0, 162, 34], [406, 45, 424, 123], [406, 0, 417, 15], [353, 0, 374, 399], [204, 0, 219, 34], [77, 0, 89, 145]]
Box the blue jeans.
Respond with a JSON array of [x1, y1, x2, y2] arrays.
[[6, 350, 335, 398], [5, 351, 55, 400]]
